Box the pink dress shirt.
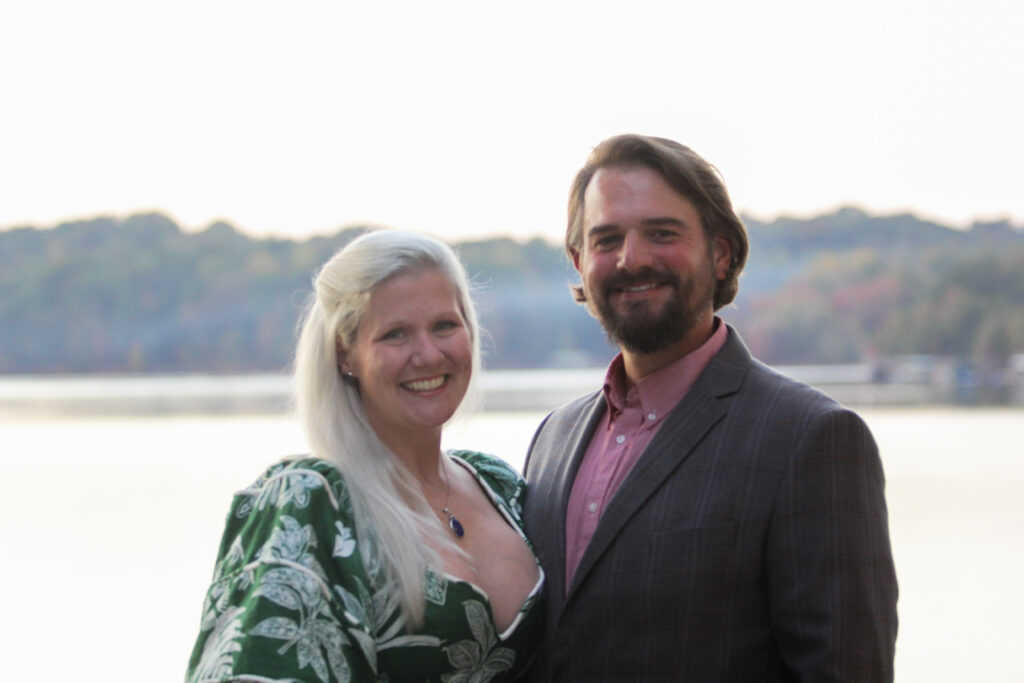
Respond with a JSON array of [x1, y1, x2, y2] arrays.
[[564, 319, 728, 585]]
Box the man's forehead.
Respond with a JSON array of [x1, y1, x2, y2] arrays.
[[582, 168, 699, 226]]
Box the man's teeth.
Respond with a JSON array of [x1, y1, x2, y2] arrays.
[[623, 282, 658, 293], [403, 376, 445, 391]]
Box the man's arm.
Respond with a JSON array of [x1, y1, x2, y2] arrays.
[[766, 406, 898, 681]]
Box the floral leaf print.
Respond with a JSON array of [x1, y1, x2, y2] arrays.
[[331, 477, 351, 511], [297, 636, 330, 683], [284, 472, 324, 508], [234, 495, 256, 519], [198, 599, 216, 632], [333, 576, 440, 672], [465, 600, 497, 652], [445, 640, 481, 671], [315, 618, 352, 682], [264, 515, 317, 564], [189, 606, 246, 682], [225, 535, 245, 566], [333, 578, 381, 671], [282, 612, 350, 683], [424, 568, 449, 606], [441, 600, 515, 683], [357, 531, 386, 589], [255, 580, 303, 611], [198, 577, 236, 631], [250, 576, 352, 683], [479, 650, 516, 678], [378, 633, 444, 650], [211, 535, 247, 580], [262, 471, 324, 510], [334, 550, 402, 643], [251, 615, 301, 642], [335, 576, 376, 627], [237, 467, 327, 518], [333, 521, 356, 558], [262, 567, 329, 614]]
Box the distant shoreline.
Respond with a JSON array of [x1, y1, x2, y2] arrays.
[[2, 365, 1020, 416]]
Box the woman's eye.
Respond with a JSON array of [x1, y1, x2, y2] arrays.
[[435, 320, 458, 333], [381, 329, 406, 341]]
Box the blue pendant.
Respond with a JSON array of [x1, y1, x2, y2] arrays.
[[446, 510, 465, 538]]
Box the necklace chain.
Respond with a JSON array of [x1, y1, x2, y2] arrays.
[[439, 459, 465, 539]]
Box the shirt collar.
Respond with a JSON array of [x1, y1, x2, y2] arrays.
[[601, 317, 729, 423]]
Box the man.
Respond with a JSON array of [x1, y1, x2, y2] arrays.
[[522, 134, 898, 681]]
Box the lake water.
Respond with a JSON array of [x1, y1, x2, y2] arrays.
[[1, 384, 1021, 680]]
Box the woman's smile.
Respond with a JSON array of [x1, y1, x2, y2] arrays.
[[402, 375, 448, 392]]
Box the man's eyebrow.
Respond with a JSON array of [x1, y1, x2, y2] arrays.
[[585, 223, 620, 237], [586, 217, 687, 235], [642, 216, 687, 228]]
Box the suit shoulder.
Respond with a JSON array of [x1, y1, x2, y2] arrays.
[[524, 390, 603, 479], [741, 359, 861, 423], [544, 390, 603, 424]]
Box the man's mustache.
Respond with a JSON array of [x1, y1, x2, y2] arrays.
[[600, 268, 679, 295]]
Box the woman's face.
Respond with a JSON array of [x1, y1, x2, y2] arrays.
[[340, 268, 473, 441]]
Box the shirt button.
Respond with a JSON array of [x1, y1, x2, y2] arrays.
[[588, 502, 598, 513], [647, 412, 657, 421], [615, 434, 626, 444]]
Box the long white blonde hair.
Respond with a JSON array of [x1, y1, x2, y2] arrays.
[[293, 229, 481, 626]]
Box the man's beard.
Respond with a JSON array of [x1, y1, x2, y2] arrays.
[[590, 262, 715, 355]]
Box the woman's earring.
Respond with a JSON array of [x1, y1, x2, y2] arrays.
[[342, 371, 358, 383]]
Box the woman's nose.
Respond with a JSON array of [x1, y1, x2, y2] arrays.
[[411, 333, 444, 365]]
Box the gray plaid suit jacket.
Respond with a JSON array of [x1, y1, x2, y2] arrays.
[[522, 327, 898, 682]]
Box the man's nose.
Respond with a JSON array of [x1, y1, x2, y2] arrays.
[[617, 231, 653, 272]]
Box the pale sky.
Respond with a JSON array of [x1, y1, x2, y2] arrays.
[[2, 0, 1022, 242]]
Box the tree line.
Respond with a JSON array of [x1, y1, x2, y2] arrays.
[[1, 208, 1021, 374]]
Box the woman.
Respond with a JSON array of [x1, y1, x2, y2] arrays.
[[186, 230, 544, 682]]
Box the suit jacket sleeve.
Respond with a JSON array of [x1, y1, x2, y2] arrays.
[[767, 405, 898, 681]]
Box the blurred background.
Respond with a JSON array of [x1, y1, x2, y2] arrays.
[[1, 1, 1022, 680]]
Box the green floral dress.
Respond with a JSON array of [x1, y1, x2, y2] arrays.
[[186, 451, 545, 683]]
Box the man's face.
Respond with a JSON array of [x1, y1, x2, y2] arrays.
[[573, 166, 730, 355]]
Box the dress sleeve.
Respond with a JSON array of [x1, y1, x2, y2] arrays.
[[766, 408, 899, 682], [185, 459, 381, 683]]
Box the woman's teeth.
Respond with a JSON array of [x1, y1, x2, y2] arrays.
[[403, 376, 445, 392]]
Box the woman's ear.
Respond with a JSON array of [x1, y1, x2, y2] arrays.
[[336, 339, 351, 374]]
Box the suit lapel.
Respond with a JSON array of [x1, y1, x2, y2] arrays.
[[565, 329, 750, 601], [530, 392, 606, 604]]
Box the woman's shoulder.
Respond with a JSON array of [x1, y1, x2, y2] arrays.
[[447, 450, 525, 504], [252, 455, 344, 484], [447, 449, 522, 478], [231, 455, 351, 521]]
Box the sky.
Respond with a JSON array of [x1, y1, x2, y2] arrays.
[[2, 0, 1022, 243]]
